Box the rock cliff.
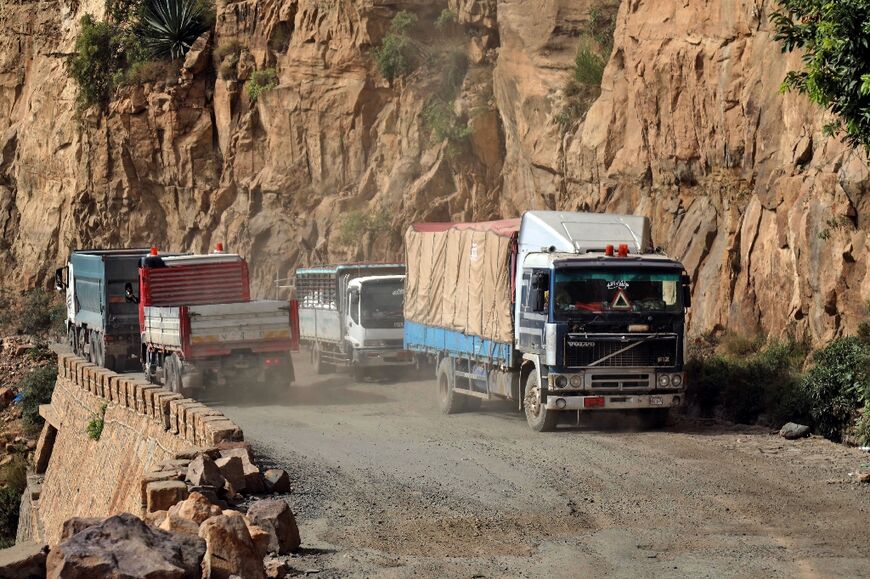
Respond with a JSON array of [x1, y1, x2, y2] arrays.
[[0, 0, 867, 340]]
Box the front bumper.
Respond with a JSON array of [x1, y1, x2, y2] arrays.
[[353, 348, 414, 367], [544, 392, 683, 411]]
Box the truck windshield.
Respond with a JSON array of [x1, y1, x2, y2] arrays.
[[553, 269, 682, 316], [360, 280, 404, 329]]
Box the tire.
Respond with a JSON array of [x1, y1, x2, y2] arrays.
[[312, 344, 332, 375], [523, 370, 559, 432], [67, 326, 77, 355], [437, 357, 466, 414], [92, 333, 105, 368], [351, 365, 366, 383], [641, 408, 670, 429], [80, 331, 91, 363], [104, 354, 117, 372], [165, 354, 183, 394]]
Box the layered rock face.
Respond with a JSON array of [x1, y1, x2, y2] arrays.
[[0, 0, 866, 340]]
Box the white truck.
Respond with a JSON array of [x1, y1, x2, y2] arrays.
[[404, 211, 692, 431], [295, 264, 413, 380]]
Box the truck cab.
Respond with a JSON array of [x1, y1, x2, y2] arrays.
[[296, 265, 413, 379], [514, 212, 691, 429]]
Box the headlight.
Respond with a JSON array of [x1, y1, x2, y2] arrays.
[[657, 374, 671, 387], [555, 375, 568, 389], [671, 374, 683, 387], [570, 374, 584, 388]]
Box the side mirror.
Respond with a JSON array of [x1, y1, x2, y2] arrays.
[[681, 274, 692, 309], [125, 282, 139, 304], [54, 268, 67, 292]]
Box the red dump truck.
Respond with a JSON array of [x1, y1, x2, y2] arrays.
[[136, 248, 298, 395]]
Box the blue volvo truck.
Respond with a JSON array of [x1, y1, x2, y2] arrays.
[[403, 211, 692, 432], [55, 249, 152, 371]]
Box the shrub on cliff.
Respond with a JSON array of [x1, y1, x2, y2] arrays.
[[68, 15, 129, 109], [246, 68, 278, 103], [19, 364, 58, 433], [18, 289, 66, 338], [799, 336, 870, 442], [139, 0, 211, 60], [375, 10, 418, 83], [771, 1, 870, 154]]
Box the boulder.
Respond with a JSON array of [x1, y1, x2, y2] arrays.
[[245, 519, 271, 559], [246, 499, 301, 554], [0, 541, 48, 578], [159, 513, 201, 537], [60, 517, 101, 541], [0, 387, 14, 410], [187, 454, 226, 489], [199, 511, 265, 579], [168, 491, 223, 525], [215, 456, 246, 494], [146, 480, 189, 513], [46, 513, 205, 579], [779, 422, 810, 440], [263, 469, 291, 494], [218, 447, 265, 493], [264, 558, 290, 579], [143, 510, 168, 528]]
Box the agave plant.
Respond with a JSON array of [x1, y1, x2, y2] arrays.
[[139, 0, 210, 60]]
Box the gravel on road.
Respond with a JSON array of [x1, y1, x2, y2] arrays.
[[213, 362, 870, 578]]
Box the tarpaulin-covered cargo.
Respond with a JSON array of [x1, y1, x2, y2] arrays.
[[404, 219, 520, 344]]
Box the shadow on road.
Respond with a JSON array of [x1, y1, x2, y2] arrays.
[[201, 374, 394, 408]]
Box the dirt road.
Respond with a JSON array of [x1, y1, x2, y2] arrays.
[[213, 362, 870, 578]]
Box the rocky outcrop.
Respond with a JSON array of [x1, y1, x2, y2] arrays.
[[0, 0, 866, 341], [46, 513, 206, 578]]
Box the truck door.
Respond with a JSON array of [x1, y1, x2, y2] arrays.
[[518, 270, 548, 354]]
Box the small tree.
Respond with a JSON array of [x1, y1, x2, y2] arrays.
[[771, 1, 870, 154], [375, 11, 418, 83]]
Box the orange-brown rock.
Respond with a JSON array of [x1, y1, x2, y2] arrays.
[[0, 0, 866, 342]]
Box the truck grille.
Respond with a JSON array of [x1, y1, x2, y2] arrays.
[[564, 335, 677, 368]]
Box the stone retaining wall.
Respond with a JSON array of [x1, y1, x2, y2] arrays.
[[19, 353, 244, 544]]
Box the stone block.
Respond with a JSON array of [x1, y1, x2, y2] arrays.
[[146, 480, 188, 513], [108, 375, 123, 404], [140, 471, 183, 508], [140, 386, 162, 417], [156, 392, 183, 430], [203, 419, 244, 445]]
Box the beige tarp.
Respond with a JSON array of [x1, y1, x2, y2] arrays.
[[404, 220, 519, 344]]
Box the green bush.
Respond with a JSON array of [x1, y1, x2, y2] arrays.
[[67, 15, 129, 110], [375, 10, 418, 83], [800, 336, 870, 442], [0, 487, 21, 549], [422, 99, 471, 155], [18, 289, 65, 337], [87, 404, 108, 441], [574, 46, 606, 86], [686, 338, 809, 425], [18, 364, 58, 433], [435, 9, 457, 30], [771, 1, 870, 154], [246, 68, 278, 102], [337, 210, 389, 246], [588, 6, 617, 55]]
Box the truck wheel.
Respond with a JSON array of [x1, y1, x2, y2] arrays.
[[312, 344, 332, 375], [351, 365, 366, 383], [523, 370, 559, 432], [89, 332, 104, 367], [641, 409, 670, 429], [67, 326, 78, 355], [437, 358, 466, 414], [166, 354, 183, 394]]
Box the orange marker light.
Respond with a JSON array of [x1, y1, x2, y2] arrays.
[[150, 247, 158, 256], [605, 244, 614, 256], [618, 244, 629, 257]]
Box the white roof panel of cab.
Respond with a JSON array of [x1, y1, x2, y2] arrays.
[[519, 211, 652, 254]]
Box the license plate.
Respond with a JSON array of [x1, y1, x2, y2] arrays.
[[650, 396, 664, 406]]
